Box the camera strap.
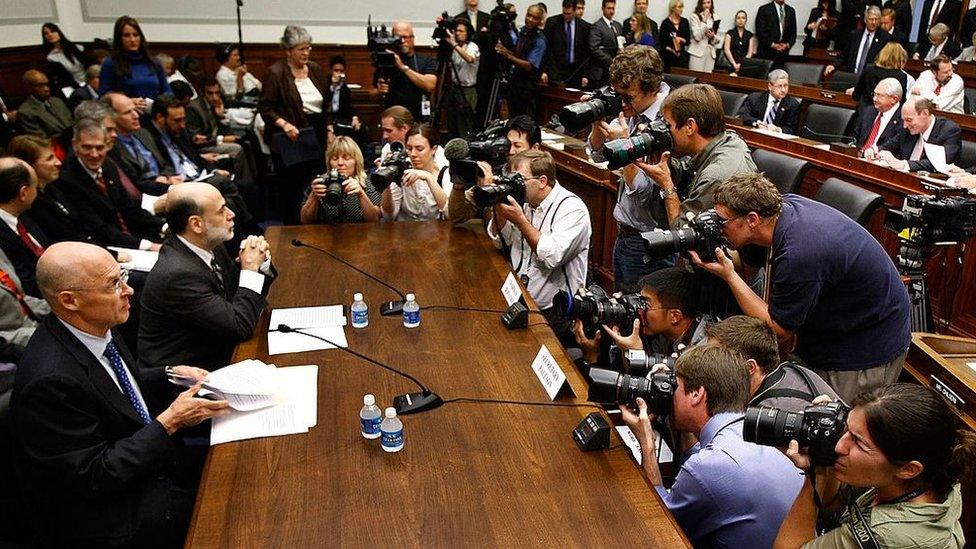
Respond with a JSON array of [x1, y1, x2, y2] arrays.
[[846, 493, 882, 549], [748, 362, 819, 406]]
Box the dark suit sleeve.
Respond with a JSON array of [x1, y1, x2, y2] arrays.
[[59, 178, 144, 249], [851, 110, 867, 145], [185, 104, 208, 138], [941, 121, 962, 164], [786, 6, 798, 45], [737, 93, 762, 125], [163, 268, 267, 342], [756, 7, 775, 47], [781, 98, 801, 134]]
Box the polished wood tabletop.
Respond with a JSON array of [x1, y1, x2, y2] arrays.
[[185, 222, 690, 548]]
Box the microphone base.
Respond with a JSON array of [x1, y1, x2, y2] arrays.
[[393, 391, 444, 415], [380, 299, 406, 316]]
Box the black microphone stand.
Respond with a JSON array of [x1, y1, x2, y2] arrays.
[[236, 0, 245, 64]]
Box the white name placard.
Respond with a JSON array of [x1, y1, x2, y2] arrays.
[[530, 345, 567, 401], [501, 272, 523, 307]]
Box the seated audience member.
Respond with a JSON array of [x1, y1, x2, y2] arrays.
[[956, 30, 976, 61], [488, 150, 590, 342], [139, 182, 275, 372], [17, 70, 73, 139], [67, 65, 101, 111], [876, 97, 961, 171], [10, 241, 228, 548], [497, 6, 547, 118], [215, 43, 262, 99], [879, 8, 909, 51], [775, 383, 973, 549], [909, 55, 965, 113], [0, 86, 19, 151], [692, 172, 911, 404], [914, 23, 960, 61], [620, 345, 804, 547], [851, 42, 909, 110], [157, 53, 197, 99], [58, 119, 165, 251], [374, 21, 438, 121], [105, 92, 178, 196], [0, 246, 48, 356], [573, 267, 714, 369], [824, 6, 890, 76], [98, 16, 172, 108], [853, 77, 904, 154], [703, 315, 840, 410], [301, 136, 380, 224], [185, 76, 253, 181], [736, 69, 801, 134], [724, 10, 756, 75], [381, 124, 451, 221], [0, 158, 50, 297]]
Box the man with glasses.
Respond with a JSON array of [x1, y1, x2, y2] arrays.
[[138, 182, 275, 373], [375, 21, 438, 121], [735, 69, 801, 135], [853, 77, 904, 154], [10, 241, 229, 547], [690, 172, 911, 404]]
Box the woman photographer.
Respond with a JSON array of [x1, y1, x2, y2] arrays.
[[380, 124, 451, 221], [300, 136, 380, 224], [774, 383, 974, 548]]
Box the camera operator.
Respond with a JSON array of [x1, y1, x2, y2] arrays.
[[495, 4, 548, 118], [586, 45, 672, 288], [775, 383, 974, 548], [635, 83, 756, 229], [692, 172, 911, 404], [375, 21, 438, 121], [488, 149, 590, 343], [381, 124, 451, 221], [445, 19, 481, 139], [620, 345, 804, 547], [300, 136, 380, 224]]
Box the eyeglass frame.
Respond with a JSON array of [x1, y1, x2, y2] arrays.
[[65, 268, 130, 294]]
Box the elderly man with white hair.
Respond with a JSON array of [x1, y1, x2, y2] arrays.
[[735, 69, 801, 134], [875, 96, 962, 171], [853, 77, 904, 154]]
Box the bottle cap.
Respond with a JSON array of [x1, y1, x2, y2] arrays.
[[363, 394, 375, 406], [406, 293, 416, 301], [385, 407, 397, 418], [354, 292, 363, 301]]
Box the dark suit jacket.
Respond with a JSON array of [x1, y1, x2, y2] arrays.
[[17, 95, 73, 138], [881, 116, 962, 171], [138, 237, 273, 371], [887, 28, 910, 51], [914, 39, 962, 61], [140, 123, 216, 177], [756, 2, 798, 60], [737, 92, 802, 134], [108, 133, 170, 196], [23, 182, 95, 245], [835, 28, 892, 72], [962, 6, 976, 46], [257, 59, 329, 152], [543, 15, 591, 85], [185, 96, 219, 141], [57, 156, 164, 249], [10, 315, 184, 547], [326, 83, 354, 124], [882, 0, 913, 34], [588, 17, 624, 83], [454, 9, 490, 33], [852, 65, 909, 109], [67, 85, 98, 112], [851, 105, 903, 149], [916, 0, 961, 48], [0, 215, 48, 298]]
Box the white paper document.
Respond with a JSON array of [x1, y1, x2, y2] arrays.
[[541, 129, 564, 142], [614, 425, 673, 465], [108, 247, 159, 272], [141, 193, 161, 215], [269, 305, 346, 329], [752, 127, 801, 140], [268, 305, 348, 355], [210, 364, 318, 445], [923, 142, 948, 173], [192, 169, 213, 182]]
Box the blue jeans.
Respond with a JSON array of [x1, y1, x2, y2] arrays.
[[613, 233, 675, 291]]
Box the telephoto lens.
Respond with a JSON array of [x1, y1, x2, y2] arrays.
[[587, 368, 675, 416], [601, 119, 674, 169], [558, 86, 623, 133], [472, 173, 526, 208], [743, 401, 849, 466]]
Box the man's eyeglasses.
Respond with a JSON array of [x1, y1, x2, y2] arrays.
[[715, 212, 743, 226], [67, 268, 130, 294]]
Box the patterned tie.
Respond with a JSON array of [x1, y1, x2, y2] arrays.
[[94, 170, 132, 235], [910, 135, 926, 161], [778, 4, 786, 35], [104, 340, 151, 425], [15, 220, 44, 257], [211, 257, 227, 295], [765, 99, 780, 125], [930, 0, 943, 28]]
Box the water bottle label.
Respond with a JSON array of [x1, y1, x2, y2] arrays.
[[381, 428, 404, 448], [352, 309, 368, 325], [404, 310, 420, 325], [361, 416, 381, 435]]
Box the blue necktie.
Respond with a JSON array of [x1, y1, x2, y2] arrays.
[[104, 340, 151, 425], [566, 20, 575, 64]]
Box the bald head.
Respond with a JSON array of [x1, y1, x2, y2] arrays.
[[392, 21, 415, 54], [0, 157, 38, 209], [37, 242, 115, 303], [38, 242, 132, 334], [22, 69, 51, 100], [165, 182, 235, 249]]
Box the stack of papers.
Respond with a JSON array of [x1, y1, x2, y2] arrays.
[[201, 359, 278, 411], [108, 247, 159, 272], [210, 360, 319, 445], [267, 305, 348, 355]]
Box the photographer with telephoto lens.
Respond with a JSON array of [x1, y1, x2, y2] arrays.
[[300, 136, 380, 224], [774, 383, 975, 549], [619, 345, 804, 548]]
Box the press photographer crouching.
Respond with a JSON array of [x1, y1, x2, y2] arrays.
[[772, 383, 974, 548], [379, 124, 452, 221], [488, 150, 590, 344], [300, 136, 381, 224], [618, 345, 804, 547], [692, 172, 911, 404]]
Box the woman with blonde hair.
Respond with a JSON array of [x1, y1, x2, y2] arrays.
[[300, 136, 380, 224], [851, 42, 909, 109]]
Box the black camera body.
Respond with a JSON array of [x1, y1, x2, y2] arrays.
[[315, 169, 345, 207], [448, 121, 510, 190], [588, 367, 676, 416], [744, 401, 849, 466], [619, 349, 679, 377], [558, 86, 624, 133], [433, 12, 456, 44], [884, 185, 976, 248], [370, 142, 412, 193], [642, 209, 726, 263], [551, 284, 645, 338], [472, 172, 526, 208], [366, 19, 404, 79], [602, 119, 675, 170]]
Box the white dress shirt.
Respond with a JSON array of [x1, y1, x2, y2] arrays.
[[0, 208, 41, 249], [912, 70, 965, 113], [176, 235, 270, 294], [295, 77, 323, 114], [59, 318, 149, 413], [384, 167, 453, 221], [487, 183, 592, 308], [451, 42, 481, 87]]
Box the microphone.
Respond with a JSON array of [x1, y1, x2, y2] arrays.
[[801, 125, 857, 146], [275, 324, 443, 414], [443, 137, 470, 161], [290, 239, 407, 316]]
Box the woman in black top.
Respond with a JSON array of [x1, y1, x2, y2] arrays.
[[723, 10, 755, 74], [300, 136, 380, 224], [851, 42, 909, 109], [803, 0, 838, 53], [660, 0, 691, 71]]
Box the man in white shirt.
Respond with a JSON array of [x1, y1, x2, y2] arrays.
[[488, 150, 591, 343], [910, 54, 965, 113]]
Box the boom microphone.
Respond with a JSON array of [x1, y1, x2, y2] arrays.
[[443, 137, 470, 161]]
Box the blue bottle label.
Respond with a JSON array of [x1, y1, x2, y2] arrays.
[[404, 310, 420, 325], [381, 428, 404, 448], [352, 309, 368, 325], [361, 416, 381, 435]]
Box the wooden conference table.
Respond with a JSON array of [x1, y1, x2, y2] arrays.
[[185, 222, 690, 547]]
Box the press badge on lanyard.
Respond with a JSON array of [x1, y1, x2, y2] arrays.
[[421, 95, 431, 117]]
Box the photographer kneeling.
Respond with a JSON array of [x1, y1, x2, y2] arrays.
[[301, 136, 381, 224], [380, 124, 451, 221], [774, 383, 974, 548], [691, 172, 911, 404], [621, 345, 804, 547]]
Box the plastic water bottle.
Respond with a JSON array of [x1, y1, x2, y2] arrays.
[[402, 293, 420, 328], [380, 407, 404, 452], [351, 292, 369, 329], [359, 394, 382, 439]]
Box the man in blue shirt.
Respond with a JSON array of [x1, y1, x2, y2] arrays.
[[692, 172, 911, 404], [620, 344, 804, 547], [496, 4, 548, 118]]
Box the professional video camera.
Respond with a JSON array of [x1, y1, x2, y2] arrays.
[[370, 142, 412, 193], [551, 284, 646, 338], [641, 209, 726, 263], [447, 120, 511, 189], [558, 86, 623, 133], [884, 185, 976, 254], [366, 17, 403, 80], [588, 367, 676, 416], [472, 172, 526, 208], [432, 11, 456, 45], [488, 0, 518, 41], [744, 401, 849, 466], [602, 120, 675, 170], [315, 169, 345, 207]]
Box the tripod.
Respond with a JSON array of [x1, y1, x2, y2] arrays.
[[430, 42, 477, 136], [895, 239, 961, 333]]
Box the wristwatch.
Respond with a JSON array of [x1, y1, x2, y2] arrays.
[[661, 186, 678, 199]]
